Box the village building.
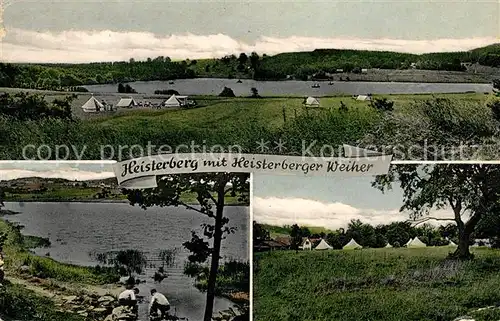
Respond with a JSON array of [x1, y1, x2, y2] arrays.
[[299, 238, 312, 250]]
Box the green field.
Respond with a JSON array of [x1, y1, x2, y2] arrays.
[[2, 91, 493, 160], [254, 247, 500, 321]]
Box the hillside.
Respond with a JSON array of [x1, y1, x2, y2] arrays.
[[254, 248, 500, 321], [1, 44, 499, 91], [0, 176, 247, 205]]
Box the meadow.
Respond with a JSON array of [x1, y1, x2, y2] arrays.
[[253, 247, 500, 321], [0, 91, 493, 160]]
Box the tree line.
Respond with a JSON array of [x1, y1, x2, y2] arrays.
[[254, 218, 498, 251], [1, 44, 499, 91]]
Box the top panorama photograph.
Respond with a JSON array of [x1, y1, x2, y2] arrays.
[[0, 0, 499, 161]]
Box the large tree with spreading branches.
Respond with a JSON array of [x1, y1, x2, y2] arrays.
[[373, 164, 500, 260], [122, 173, 249, 321]]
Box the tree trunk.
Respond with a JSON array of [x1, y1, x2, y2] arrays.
[[453, 228, 472, 260], [203, 178, 226, 321]]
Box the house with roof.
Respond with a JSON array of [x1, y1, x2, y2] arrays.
[[299, 238, 312, 250], [275, 236, 292, 248], [254, 239, 289, 252]]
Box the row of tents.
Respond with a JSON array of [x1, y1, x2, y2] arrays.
[[304, 95, 372, 107], [81, 94, 191, 113], [300, 237, 458, 251]]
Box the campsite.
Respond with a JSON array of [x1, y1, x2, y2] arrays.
[[0, 43, 499, 160], [1, 87, 499, 160], [0, 42, 500, 160], [252, 164, 500, 321]]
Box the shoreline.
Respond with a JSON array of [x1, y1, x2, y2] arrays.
[[0, 74, 494, 96], [3, 199, 249, 205], [84, 75, 494, 85]]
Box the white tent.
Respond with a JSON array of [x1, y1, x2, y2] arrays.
[[300, 238, 312, 250], [407, 237, 427, 248], [304, 96, 320, 107], [81, 95, 104, 113], [343, 238, 362, 250], [164, 94, 188, 107], [314, 239, 333, 250], [404, 238, 413, 247], [356, 95, 371, 101], [384, 243, 393, 248], [116, 97, 137, 107]]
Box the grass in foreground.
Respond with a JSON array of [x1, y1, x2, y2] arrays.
[[0, 281, 84, 321], [254, 247, 500, 321]]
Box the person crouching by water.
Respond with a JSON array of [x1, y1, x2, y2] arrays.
[[149, 289, 170, 319], [0, 247, 5, 286], [118, 283, 140, 315]]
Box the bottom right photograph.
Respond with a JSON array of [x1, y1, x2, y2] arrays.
[[252, 164, 500, 321]]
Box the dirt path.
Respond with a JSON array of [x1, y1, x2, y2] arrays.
[[5, 273, 122, 303], [7, 276, 58, 299]]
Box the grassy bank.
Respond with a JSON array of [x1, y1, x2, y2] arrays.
[[0, 218, 120, 321], [0, 219, 119, 284], [0, 281, 84, 321], [254, 247, 500, 321]]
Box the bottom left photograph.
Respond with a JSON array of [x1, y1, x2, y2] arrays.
[[0, 161, 250, 321]]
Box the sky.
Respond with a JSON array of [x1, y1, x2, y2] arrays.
[[0, 161, 116, 181], [0, 0, 498, 63], [252, 168, 455, 230]]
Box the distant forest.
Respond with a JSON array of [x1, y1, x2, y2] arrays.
[[0, 44, 499, 90]]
